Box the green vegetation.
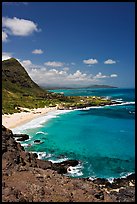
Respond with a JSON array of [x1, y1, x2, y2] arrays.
[[2, 58, 115, 114]]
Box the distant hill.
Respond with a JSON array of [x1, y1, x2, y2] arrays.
[[85, 85, 117, 89], [46, 85, 117, 90]]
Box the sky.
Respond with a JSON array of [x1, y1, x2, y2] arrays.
[[2, 2, 135, 88]]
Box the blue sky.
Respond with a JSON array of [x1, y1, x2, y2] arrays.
[[2, 2, 135, 88]]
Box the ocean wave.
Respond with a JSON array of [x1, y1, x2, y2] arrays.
[[36, 131, 48, 135]]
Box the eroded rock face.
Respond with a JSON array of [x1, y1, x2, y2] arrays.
[[2, 125, 135, 202]]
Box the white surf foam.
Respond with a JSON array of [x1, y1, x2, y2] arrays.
[[89, 171, 135, 183], [20, 143, 30, 147], [48, 157, 69, 163], [107, 172, 135, 183], [12, 109, 73, 134], [120, 171, 135, 178], [88, 176, 97, 181], [65, 163, 83, 177], [30, 151, 53, 160]]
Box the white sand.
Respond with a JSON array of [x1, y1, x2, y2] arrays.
[[2, 107, 57, 129]]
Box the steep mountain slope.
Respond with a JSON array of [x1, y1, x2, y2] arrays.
[[2, 58, 67, 114], [2, 58, 46, 95]]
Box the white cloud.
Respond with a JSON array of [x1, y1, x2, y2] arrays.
[[71, 62, 76, 65], [83, 58, 98, 65], [110, 74, 118, 78], [94, 72, 108, 79], [2, 31, 8, 42], [32, 49, 43, 54], [104, 59, 116, 64], [19, 59, 117, 87], [21, 60, 32, 67], [2, 17, 39, 36], [2, 52, 12, 61], [44, 61, 64, 67], [63, 67, 69, 71], [94, 72, 118, 79]]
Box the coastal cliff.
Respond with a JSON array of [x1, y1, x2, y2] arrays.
[[2, 125, 135, 202]]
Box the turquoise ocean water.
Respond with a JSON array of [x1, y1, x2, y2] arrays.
[[12, 88, 135, 180]]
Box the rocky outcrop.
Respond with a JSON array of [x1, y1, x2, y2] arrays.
[[52, 160, 79, 174], [2, 125, 135, 202]]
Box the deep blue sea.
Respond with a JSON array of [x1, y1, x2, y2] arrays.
[[12, 88, 135, 180]]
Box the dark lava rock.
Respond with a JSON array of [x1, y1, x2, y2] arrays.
[[30, 153, 38, 159], [14, 134, 29, 141], [52, 165, 68, 174], [110, 174, 135, 189], [59, 160, 79, 167], [126, 173, 135, 182], [52, 160, 79, 174], [2, 143, 7, 154], [93, 178, 110, 186], [34, 140, 41, 144], [2, 125, 13, 136], [95, 191, 104, 200]]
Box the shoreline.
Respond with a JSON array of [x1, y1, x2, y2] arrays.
[[2, 106, 57, 129], [2, 102, 135, 180], [2, 100, 134, 130]]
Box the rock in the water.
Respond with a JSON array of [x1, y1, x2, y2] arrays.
[[34, 140, 41, 144], [59, 160, 79, 167], [14, 134, 29, 141]]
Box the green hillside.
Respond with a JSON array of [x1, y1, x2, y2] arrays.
[[2, 58, 68, 114]]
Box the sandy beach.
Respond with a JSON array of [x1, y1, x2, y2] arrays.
[[2, 107, 57, 129]]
